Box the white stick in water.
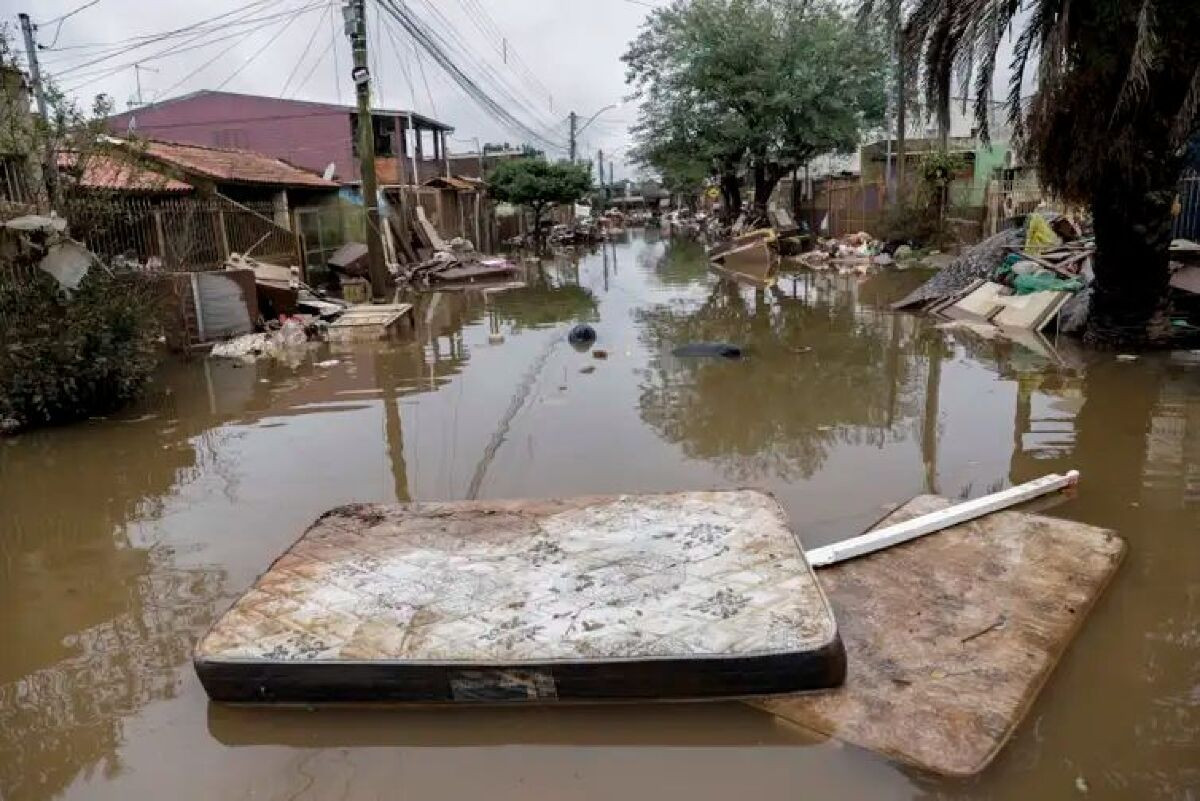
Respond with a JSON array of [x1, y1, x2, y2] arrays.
[[805, 470, 1081, 568]]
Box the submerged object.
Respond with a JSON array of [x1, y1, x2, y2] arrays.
[[194, 491, 844, 703], [567, 323, 597, 348], [672, 342, 743, 358]]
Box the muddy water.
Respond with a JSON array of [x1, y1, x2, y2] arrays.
[[1, 229, 1197, 800]]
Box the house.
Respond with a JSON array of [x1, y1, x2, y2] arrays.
[[106, 90, 454, 187], [0, 64, 37, 207]]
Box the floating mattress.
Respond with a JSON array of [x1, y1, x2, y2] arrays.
[[752, 494, 1125, 775], [195, 491, 845, 703]]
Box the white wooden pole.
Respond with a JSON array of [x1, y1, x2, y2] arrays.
[[806, 471, 1081, 568]]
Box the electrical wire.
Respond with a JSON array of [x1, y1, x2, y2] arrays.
[[142, 7, 304, 101], [59, 2, 328, 95], [374, 0, 565, 150], [215, 4, 313, 91], [41, 0, 278, 63], [279, 4, 334, 96]]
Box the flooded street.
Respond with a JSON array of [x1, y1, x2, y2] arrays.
[[2, 229, 1197, 800]]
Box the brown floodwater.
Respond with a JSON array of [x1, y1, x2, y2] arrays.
[[1, 229, 1197, 800]]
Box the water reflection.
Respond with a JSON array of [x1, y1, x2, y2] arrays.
[[635, 274, 929, 481]]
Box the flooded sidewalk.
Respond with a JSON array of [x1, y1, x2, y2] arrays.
[[1, 230, 1197, 800]]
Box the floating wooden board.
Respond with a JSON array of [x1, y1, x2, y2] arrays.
[[751, 495, 1124, 776], [327, 303, 413, 342], [195, 491, 845, 704]]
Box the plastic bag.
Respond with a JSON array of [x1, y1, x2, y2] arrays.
[[1024, 213, 1061, 254]]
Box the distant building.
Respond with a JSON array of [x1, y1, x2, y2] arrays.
[[106, 90, 454, 187], [446, 148, 528, 180]]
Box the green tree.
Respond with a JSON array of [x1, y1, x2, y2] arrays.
[[486, 158, 592, 242], [624, 0, 888, 219], [898, 0, 1200, 346]]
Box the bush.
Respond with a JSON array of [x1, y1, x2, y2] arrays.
[[1, 265, 162, 431]]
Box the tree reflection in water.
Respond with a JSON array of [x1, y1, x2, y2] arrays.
[[636, 271, 932, 481]]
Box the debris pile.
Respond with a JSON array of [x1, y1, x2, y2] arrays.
[[889, 213, 1100, 336], [795, 231, 885, 273]]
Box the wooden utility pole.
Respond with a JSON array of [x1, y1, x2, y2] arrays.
[[568, 111, 577, 162], [18, 12, 58, 208], [597, 149, 605, 202], [345, 0, 389, 301]]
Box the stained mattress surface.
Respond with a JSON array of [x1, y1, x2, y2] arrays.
[[195, 491, 844, 702]]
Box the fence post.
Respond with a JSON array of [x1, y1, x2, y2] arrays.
[[216, 207, 230, 260], [293, 209, 307, 283], [153, 210, 167, 267]]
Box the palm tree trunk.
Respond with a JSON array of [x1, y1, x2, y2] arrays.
[[1087, 180, 1176, 346]]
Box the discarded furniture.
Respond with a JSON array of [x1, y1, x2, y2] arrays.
[[327, 242, 370, 278], [751, 494, 1124, 775], [326, 303, 413, 342], [194, 491, 845, 703], [709, 238, 778, 286]]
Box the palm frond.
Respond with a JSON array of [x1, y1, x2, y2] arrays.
[[1112, 0, 1158, 124]]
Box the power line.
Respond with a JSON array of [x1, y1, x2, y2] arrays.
[[375, 0, 560, 148], [37, 0, 101, 27], [215, 5, 312, 91], [41, 0, 278, 63], [278, 5, 333, 96], [144, 8, 299, 101], [58, 2, 327, 95]]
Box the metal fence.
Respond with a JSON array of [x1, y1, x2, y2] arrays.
[[1174, 170, 1200, 241], [60, 194, 299, 272]]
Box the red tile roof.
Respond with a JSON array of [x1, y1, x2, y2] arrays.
[[141, 140, 337, 189], [57, 151, 194, 193]]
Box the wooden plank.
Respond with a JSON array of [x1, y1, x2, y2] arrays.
[[751, 495, 1124, 776], [805, 472, 1080, 567], [194, 492, 844, 704]]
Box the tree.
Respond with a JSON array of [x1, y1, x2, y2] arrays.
[[899, 0, 1200, 346], [486, 158, 592, 241], [624, 0, 888, 219]]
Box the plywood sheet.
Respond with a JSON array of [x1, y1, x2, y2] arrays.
[[195, 491, 844, 703], [327, 303, 413, 342], [751, 496, 1124, 776]]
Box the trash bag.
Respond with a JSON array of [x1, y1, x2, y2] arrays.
[[1024, 213, 1061, 254], [567, 323, 597, 348], [1058, 286, 1092, 335], [1011, 270, 1084, 295]]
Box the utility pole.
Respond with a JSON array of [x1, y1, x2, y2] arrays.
[[18, 15, 48, 122], [568, 111, 577, 162], [19, 12, 57, 208], [597, 149, 604, 202], [344, 0, 389, 301]]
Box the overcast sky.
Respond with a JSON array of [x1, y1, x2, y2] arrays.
[[3, 0, 655, 179]]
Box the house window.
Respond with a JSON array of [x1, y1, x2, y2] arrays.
[[349, 115, 397, 157], [214, 128, 248, 149], [0, 155, 30, 203]]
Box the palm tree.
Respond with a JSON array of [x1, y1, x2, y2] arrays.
[[896, 0, 1200, 346]]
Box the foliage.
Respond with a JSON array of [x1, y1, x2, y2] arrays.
[[487, 158, 593, 235], [0, 25, 129, 210], [897, 0, 1200, 343], [0, 266, 163, 432], [624, 0, 888, 215]]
